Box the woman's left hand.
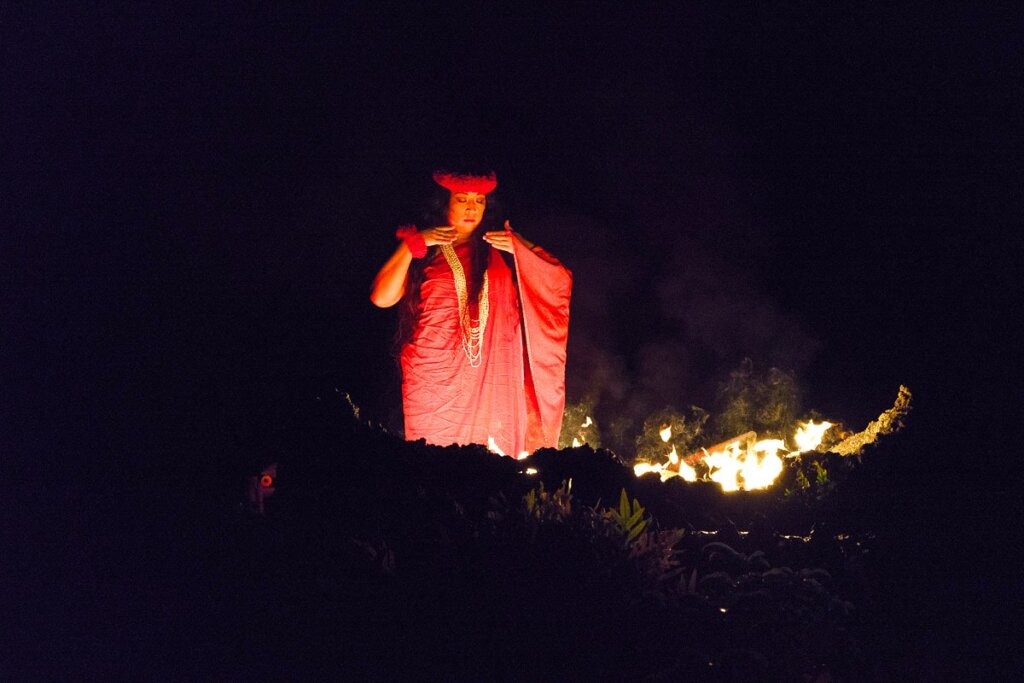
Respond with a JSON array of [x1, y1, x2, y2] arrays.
[[483, 220, 534, 253]]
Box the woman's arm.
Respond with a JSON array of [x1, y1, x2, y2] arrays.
[[369, 226, 457, 308], [369, 243, 413, 308]]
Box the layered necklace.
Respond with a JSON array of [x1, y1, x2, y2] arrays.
[[439, 244, 489, 367]]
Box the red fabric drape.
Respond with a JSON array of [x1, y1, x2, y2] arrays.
[[511, 237, 572, 451], [401, 234, 571, 456]]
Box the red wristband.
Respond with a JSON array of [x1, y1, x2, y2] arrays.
[[396, 225, 427, 258]]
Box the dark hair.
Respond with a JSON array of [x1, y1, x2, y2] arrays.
[[396, 187, 503, 353]]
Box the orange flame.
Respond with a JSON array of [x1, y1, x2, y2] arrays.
[[487, 436, 505, 457], [793, 420, 833, 453], [635, 420, 831, 491], [634, 425, 698, 482], [487, 435, 530, 462], [572, 415, 595, 448]]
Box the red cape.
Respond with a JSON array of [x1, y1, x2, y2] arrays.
[[401, 234, 571, 456]]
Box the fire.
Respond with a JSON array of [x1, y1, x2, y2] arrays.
[[488, 412, 836, 490], [633, 425, 697, 482], [487, 435, 529, 460], [633, 462, 662, 477], [571, 415, 595, 448], [703, 440, 745, 492], [793, 420, 833, 453], [678, 458, 697, 482], [741, 439, 785, 490], [634, 421, 831, 492]]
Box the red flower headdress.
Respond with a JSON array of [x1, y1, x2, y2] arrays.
[[432, 170, 498, 195]]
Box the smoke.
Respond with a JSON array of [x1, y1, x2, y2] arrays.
[[559, 222, 821, 459], [656, 236, 822, 379], [711, 359, 801, 442]]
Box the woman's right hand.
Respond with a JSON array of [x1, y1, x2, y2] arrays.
[[421, 226, 457, 247]]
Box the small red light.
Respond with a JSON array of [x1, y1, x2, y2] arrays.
[[260, 474, 273, 488]]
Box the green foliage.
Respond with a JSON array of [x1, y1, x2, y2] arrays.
[[489, 482, 685, 596], [813, 460, 829, 486], [606, 488, 649, 544], [523, 479, 573, 521], [784, 457, 837, 505]]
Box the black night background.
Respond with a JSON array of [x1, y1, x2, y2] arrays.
[[4, 2, 1021, 679]]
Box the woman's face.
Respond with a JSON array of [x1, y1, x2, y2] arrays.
[[448, 192, 486, 237]]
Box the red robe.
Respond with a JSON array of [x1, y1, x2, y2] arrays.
[[401, 234, 572, 456]]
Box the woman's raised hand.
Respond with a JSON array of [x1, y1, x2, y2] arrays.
[[483, 220, 534, 253], [421, 226, 457, 247]]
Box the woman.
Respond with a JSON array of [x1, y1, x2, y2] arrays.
[[370, 170, 572, 457]]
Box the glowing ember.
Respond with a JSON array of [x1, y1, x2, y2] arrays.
[[659, 425, 671, 442], [582, 416, 593, 428], [517, 451, 530, 460], [524, 467, 538, 475], [572, 437, 581, 447]]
